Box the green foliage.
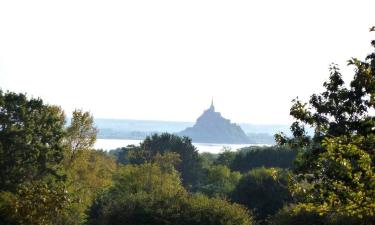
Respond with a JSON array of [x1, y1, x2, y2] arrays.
[[215, 148, 236, 167], [152, 152, 181, 173], [231, 167, 292, 223], [87, 154, 186, 225], [195, 165, 241, 198], [112, 160, 184, 196], [87, 161, 253, 225], [61, 110, 117, 225], [108, 145, 142, 165], [89, 191, 253, 225], [289, 137, 375, 219], [0, 90, 66, 191], [66, 109, 97, 153], [277, 31, 375, 222], [58, 150, 116, 225], [229, 146, 297, 173], [0, 180, 70, 225], [198, 152, 218, 167], [113, 133, 202, 189], [270, 204, 375, 225], [315, 137, 374, 217], [141, 133, 201, 187], [269, 204, 332, 225], [277, 34, 375, 161], [179, 193, 254, 225], [0, 90, 69, 225]]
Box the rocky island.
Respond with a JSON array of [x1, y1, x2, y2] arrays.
[[179, 101, 252, 144]]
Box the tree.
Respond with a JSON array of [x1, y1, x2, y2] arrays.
[[198, 152, 217, 167], [230, 167, 292, 224], [126, 133, 202, 188], [60, 110, 116, 225], [196, 165, 241, 198], [0, 181, 70, 225], [0, 90, 69, 225], [0, 90, 66, 191], [276, 29, 375, 222], [65, 109, 97, 154], [215, 148, 236, 167], [229, 146, 297, 173]]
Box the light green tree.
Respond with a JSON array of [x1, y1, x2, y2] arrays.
[[60, 110, 116, 225], [275, 29, 375, 224]]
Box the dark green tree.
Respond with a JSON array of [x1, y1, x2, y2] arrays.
[[229, 146, 297, 173], [126, 133, 202, 188], [198, 152, 217, 167], [0, 91, 66, 191], [215, 148, 236, 167], [0, 90, 69, 225], [230, 167, 292, 224]]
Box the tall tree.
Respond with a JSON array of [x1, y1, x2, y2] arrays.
[[0, 91, 66, 191], [65, 109, 97, 159], [0, 90, 68, 225], [60, 110, 116, 225], [276, 29, 375, 222]]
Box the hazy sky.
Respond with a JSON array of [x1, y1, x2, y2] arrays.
[[0, 0, 374, 124]]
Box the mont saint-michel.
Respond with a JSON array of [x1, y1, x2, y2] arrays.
[[179, 101, 252, 144]]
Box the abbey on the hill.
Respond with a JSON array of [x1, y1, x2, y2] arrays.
[[179, 100, 251, 144]]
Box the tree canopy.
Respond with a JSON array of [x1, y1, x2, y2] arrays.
[[231, 167, 292, 223], [0, 91, 69, 225], [87, 159, 254, 225], [275, 30, 375, 223], [0, 91, 66, 191], [113, 133, 202, 189]]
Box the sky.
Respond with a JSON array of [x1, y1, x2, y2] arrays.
[[0, 0, 374, 125]]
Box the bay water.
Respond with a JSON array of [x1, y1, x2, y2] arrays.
[[95, 138, 268, 154]]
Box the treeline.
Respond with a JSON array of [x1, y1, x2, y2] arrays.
[[0, 91, 254, 225], [0, 90, 324, 225], [1, 30, 375, 225], [108, 133, 294, 224], [0, 94, 117, 225]]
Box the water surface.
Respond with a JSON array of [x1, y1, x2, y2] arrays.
[[95, 138, 268, 154]]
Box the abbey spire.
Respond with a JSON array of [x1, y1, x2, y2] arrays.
[[209, 98, 215, 111]]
